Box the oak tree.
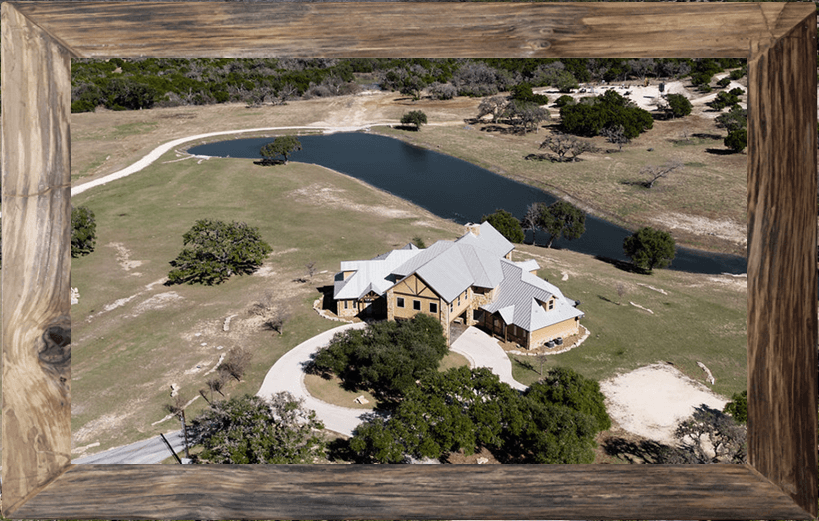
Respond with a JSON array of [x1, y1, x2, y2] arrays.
[[167, 219, 272, 285]]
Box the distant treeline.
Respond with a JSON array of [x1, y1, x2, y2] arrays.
[[66, 57, 746, 113]]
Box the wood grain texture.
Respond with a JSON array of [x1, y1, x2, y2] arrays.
[[10, 2, 816, 59], [1, 1, 817, 519], [747, 9, 819, 517], [1, 2, 74, 514], [12, 464, 814, 520]]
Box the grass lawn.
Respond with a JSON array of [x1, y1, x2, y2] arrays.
[[508, 244, 746, 399]]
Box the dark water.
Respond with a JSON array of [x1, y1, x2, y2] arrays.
[[188, 132, 746, 275]]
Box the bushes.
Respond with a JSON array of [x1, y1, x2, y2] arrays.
[[663, 93, 692, 118], [349, 366, 607, 464], [310, 314, 448, 399], [724, 128, 747, 153], [71, 206, 97, 258], [560, 89, 652, 139]]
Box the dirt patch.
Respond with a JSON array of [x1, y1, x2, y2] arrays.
[[129, 291, 184, 317], [73, 411, 134, 446], [289, 182, 419, 219], [108, 241, 145, 272], [651, 212, 746, 248], [599, 363, 728, 446]]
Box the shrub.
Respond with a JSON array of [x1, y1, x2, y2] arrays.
[[554, 95, 575, 108], [664, 93, 692, 118], [724, 128, 747, 153], [716, 77, 731, 88], [71, 206, 97, 258]]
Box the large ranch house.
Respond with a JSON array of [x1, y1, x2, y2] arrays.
[[333, 222, 584, 350]]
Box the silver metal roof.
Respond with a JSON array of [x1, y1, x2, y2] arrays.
[[482, 260, 584, 332], [334, 248, 422, 300]]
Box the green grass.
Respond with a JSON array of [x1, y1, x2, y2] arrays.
[[508, 246, 746, 399], [304, 374, 377, 410]]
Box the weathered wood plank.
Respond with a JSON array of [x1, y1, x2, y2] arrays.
[[11, 2, 816, 59], [747, 8, 819, 517], [12, 464, 814, 520], [1, 2, 74, 514]]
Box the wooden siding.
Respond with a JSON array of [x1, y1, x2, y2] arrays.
[[1, 2, 816, 519]]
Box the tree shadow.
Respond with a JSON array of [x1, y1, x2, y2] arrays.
[[253, 158, 285, 166], [692, 132, 723, 140], [395, 124, 420, 132], [594, 255, 647, 274], [705, 148, 738, 156], [601, 436, 676, 464]]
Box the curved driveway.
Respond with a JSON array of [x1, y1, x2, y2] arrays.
[[257, 323, 527, 437], [257, 322, 370, 437]]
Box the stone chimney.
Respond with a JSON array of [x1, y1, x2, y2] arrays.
[[465, 223, 481, 236]]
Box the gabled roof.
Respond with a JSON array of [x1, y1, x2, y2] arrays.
[[334, 246, 421, 300], [481, 260, 584, 333], [455, 221, 515, 258], [390, 223, 513, 303]]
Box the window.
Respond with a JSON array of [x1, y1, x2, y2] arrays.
[[450, 303, 453, 313], [429, 302, 438, 313], [397, 297, 404, 308], [413, 300, 421, 311], [549, 301, 554, 310], [344, 300, 348, 309]]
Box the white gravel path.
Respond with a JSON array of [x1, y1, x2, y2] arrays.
[[451, 327, 528, 391], [71, 124, 391, 197], [256, 322, 370, 437]]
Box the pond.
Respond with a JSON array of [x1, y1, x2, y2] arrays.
[[188, 132, 746, 275]]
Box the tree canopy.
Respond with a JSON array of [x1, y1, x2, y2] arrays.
[[310, 313, 448, 399], [481, 209, 525, 244], [348, 366, 604, 464], [260, 135, 302, 164], [525, 367, 611, 432], [662, 93, 692, 119], [538, 200, 586, 248], [400, 110, 428, 130], [71, 205, 97, 258], [623, 226, 676, 274], [723, 390, 747, 424], [187, 392, 326, 464], [560, 89, 653, 139], [167, 219, 272, 285]]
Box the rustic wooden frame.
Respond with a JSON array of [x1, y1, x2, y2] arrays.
[[1, 1, 816, 519]]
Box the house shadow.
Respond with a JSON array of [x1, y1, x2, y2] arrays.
[[317, 285, 336, 313]]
